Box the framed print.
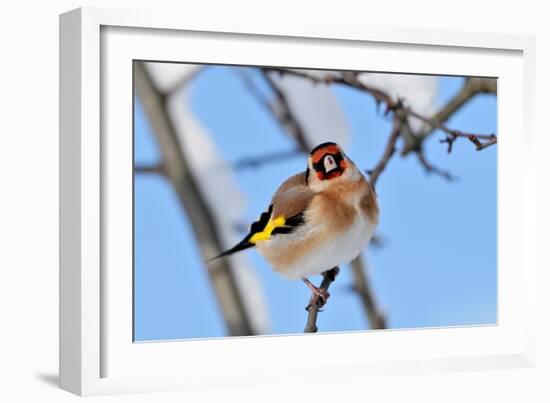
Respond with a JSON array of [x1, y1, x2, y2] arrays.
[[59, 7, 537, 396]]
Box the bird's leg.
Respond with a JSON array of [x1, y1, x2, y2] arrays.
[[303, 278, 330, 310], [323, 266, 340, 282]]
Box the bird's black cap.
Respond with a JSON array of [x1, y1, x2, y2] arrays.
[[309, 142, 338, 155]]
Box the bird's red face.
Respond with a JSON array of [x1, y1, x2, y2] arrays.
[[309, 142, 348, 181]]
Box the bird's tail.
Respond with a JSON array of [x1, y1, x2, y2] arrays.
[[207, 205, 274, 262], [206, 238, 255, 262]]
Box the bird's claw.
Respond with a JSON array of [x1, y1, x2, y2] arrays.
[[305, 288, 330, 311]]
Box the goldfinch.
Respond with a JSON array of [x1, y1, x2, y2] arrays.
[[212, 142, 379, 305]]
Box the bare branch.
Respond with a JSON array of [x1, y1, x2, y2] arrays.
[[408, 106, 497, 153], [343, 72, 498, 153], [134, 62, 256, 336], [237, 68, 273, 112], [263, 68, 497, 152], [409, 76, 498, 153], [260, 70, 312, 151], [304, 267, 340, 333], [134, 163, 165, 175], [475, 136, 498, 150], [239, 68, 313, 152], [246, 69, 386, 333], [368, 116, 402, 188], [233, 148, 303, 170], [430, 78, 496, 124]]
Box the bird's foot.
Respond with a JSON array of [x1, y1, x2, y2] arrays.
[[305, 290, 330, 311], [303, 279, 330, 311]]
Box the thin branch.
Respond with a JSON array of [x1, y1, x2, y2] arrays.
[[134, 163, 165, 175], [304, 267, 340, 333], [405, 77, 497, 154], [236, 70, 314, 171], [475, 137, 498, 150], [239, 68, 312, 152], [410, 107, 497, 152], [237, 68, 272, 109], [260, 70, 311, 151], [264, 68, 400, 111], [263, 68, 497, 152], [349, 257, 386, 329], [249, 69, 386, 333], [344, 72, 498, 152], [368, 116, 402, 188], [424, 78, 496, 126], [233, 148, 303, 171]]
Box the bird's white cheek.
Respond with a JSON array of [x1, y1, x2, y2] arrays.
[[324, 156, 337, 173]]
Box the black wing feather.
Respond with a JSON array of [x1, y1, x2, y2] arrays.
[[207, 207, 307, 262], [207, 205, 274, 261], [271, 212, 305, 235]]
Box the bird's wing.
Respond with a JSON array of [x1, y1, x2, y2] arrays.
[[248, 172, 315, 243], [271, 172, 314, 219], [207, 172, 314, 261]]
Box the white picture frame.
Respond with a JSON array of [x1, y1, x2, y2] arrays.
[[59, 6, 537, 396]]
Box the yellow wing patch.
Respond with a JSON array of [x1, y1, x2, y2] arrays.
[[249, 216, 286, 243]]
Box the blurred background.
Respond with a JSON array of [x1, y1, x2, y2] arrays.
[[133, 62, 497, 341]]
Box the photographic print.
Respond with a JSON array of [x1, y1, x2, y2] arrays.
[[133, 61, 497, 341]]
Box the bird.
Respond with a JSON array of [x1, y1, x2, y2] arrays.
[[210, 142, 379, 308]]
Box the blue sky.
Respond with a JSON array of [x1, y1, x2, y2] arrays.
[[134, 66, 497, 341]]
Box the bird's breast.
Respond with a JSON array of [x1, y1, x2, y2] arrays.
[[257, 181, 377, 279]]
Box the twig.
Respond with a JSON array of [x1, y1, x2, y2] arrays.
[[251, 69, 386, 333], [304, 267, 340, 333], [134, 163, 165, 175], [343, 73, 498, 152], [408, 111, 496, 142], [237, 68, 273, 112], [439, 132, 497, 153], [368, 116, 402, 188], [260, 71, 311, 151], [475, 137, 498, 150], [239, 68, 312, 151], [403, 77, 497, 154], [263, 68, 497, 152], [233, 148, 303, 170]]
